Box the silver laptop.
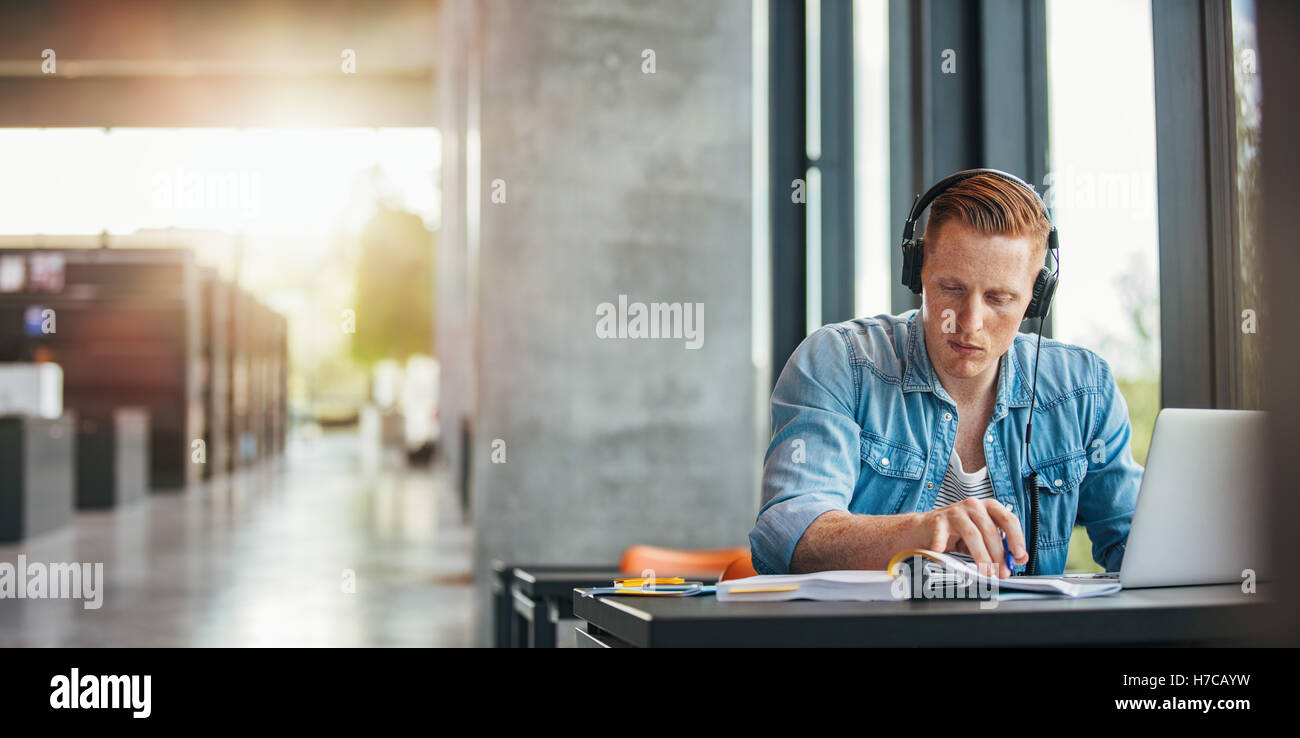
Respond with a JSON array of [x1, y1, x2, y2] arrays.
[[1061, 408, 1269, 589]]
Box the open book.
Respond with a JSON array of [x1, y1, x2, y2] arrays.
[[716, 548, 1121, 602]]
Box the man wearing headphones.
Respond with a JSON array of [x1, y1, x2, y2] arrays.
[[749, 169, 1143, 579]]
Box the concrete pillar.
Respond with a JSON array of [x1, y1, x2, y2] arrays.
[[459, 0, 757, 643]]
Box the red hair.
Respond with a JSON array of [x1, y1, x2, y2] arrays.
[[924, 173, 1051, 259]]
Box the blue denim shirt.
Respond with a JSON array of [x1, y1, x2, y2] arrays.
[[749, 309, 1142, 576]]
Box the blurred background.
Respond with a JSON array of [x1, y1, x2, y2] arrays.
[[0, 0, 1279, 647]]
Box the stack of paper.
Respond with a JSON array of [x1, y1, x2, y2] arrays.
[[716, 570, 902, 602]]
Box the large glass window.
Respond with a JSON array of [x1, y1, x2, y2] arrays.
[[1231, 0, 1263, 410], [0, 127, 440, 429], [1046, 0, 1161, 464], [1046, 0, 1161, 571]]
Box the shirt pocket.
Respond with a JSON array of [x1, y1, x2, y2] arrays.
[[1031, 452, 1088, 494], [859, 431, 925, 515], [1028, 452, 1088, 549], [859, 430, 925, 479]]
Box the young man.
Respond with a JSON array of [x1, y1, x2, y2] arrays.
[[749, 170, 1143, 579]]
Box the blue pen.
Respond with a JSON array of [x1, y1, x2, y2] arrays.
[[1001, 501, 1025, 575], [1001, 531, 1017, 575]]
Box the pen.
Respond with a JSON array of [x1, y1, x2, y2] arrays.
[[1001, 501, 1024, 576], [726, 586, 800, 594], [612, 577, 686, 587]]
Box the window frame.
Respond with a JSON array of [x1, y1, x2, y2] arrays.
[[1152, 0, 1247, 409]]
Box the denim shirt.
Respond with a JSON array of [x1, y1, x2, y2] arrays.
[[749, 309, 1143, 576]]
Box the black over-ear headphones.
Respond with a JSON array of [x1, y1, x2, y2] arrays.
[[899, 168, 1059, 320]]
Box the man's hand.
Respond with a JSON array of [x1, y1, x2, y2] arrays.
[[920, 499, 1028, 578]]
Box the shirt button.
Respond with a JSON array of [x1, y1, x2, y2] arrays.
[[1054, 478, 1064, 487], [943, 413, 952, 421], [880, 457, 890, 467], [926, 481, 934, 490], [985, 434, 993, 443]]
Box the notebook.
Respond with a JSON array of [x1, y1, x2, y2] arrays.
[[716, 570, 898, 602], [716, 548, 1121, 602]]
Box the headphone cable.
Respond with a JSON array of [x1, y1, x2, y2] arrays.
[[1022, 320, 1045, 576], [1021, 244, 1058, 576]]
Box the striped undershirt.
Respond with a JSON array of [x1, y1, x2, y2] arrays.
[[930, 450, 995, 568], [931, 449, 995, 508]]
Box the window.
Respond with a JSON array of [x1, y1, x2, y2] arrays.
[[0, 127, 440, 425], [1231, 0, 1263, 410], [1046, 0, 1161, 466], [1047, 0, 1161, 573]]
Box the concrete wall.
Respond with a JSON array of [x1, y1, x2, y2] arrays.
[[457, 0, 757, 642]]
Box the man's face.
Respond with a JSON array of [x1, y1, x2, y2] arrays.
[[920, 219, 1042, 386]]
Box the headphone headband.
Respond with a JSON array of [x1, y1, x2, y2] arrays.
[[901, 168, 1055, 244]]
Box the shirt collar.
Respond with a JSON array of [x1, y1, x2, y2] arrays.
[[902, 309, 1035, 412]]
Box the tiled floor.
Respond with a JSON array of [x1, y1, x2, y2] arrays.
[[0, 430, 474, 647]]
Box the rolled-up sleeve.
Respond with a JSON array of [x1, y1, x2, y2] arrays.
[[749, 326, 862, 575], [1076, 356, 1143, 572]]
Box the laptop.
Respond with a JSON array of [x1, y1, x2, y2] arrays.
[[1054, 408, 1269, 589]]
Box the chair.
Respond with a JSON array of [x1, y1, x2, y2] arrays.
[[618, 544, 749, 579], [719, 553, 758, 582]]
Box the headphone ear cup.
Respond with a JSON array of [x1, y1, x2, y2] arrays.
[[1024, 266, 1057, 320], [903, 238, 925, 294]]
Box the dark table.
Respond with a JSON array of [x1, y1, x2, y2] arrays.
[[512, 568, 631, 648], [493, 563, 616, 647], [572, 583, 1275, 647], [493, 562, 718, 647]]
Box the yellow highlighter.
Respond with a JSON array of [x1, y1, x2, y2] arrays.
[[612, 576, 687, 588], [725, 586, 800, 594]]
